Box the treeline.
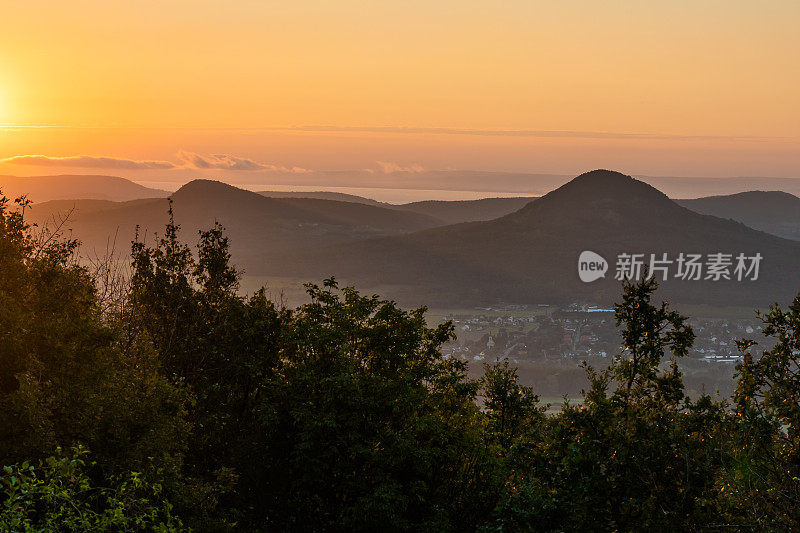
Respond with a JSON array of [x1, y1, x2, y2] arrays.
[[1, 195, 800, 531]]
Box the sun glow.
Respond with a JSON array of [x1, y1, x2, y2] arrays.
[[0, 1, 798, 177]]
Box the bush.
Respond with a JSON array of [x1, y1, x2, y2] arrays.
[[0, 446, 185, 532]]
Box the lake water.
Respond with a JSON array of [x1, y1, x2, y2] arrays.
[[135, 181, 535, 204]]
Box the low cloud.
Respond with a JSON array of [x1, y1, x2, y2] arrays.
[[0, 152, 312, 173], [0, 154, 177, 170], [176, 150, 311, 173], [374, 161, 426, 174]]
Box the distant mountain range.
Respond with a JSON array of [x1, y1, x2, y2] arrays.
[[7, 173, 800, 235], [14, 171, 800, 308], [26, 180, 442, 266], [258, 190, 538, 224], [394, 197, 537, 225], [258, 190, 384, 206], [259, 187, 800, 237], [272, 170, 800, 307], [677, 191, 800, 241], [0, 174, 168, 202]]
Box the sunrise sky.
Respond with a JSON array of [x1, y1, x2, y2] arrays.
[[0, 0, 798, 188]]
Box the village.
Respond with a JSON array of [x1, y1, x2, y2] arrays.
[[439, 303, 764, 366]]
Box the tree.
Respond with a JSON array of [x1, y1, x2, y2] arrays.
[[126, 211, 506, 529], [0, 446, 185, 532], [481, 360, 543, 451], [489, 276, 727, 531], [0, 192, 188, 478], [260, 279, 502, 531], [126, 211, 283, 527], [725, 294, 800, 528]]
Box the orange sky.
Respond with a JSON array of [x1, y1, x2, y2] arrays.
[[0, 1, 798, 182]]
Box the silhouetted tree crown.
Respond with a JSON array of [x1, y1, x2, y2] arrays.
[[1, 197, 799, 531]]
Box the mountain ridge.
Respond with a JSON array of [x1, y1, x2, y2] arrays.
[[0, 174, 168, 202], [678, 191, 800, 241], [274, 170, 800, 307], [25, 179, 443, 265]]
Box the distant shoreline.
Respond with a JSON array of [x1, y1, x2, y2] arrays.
[[134, 174, 800, 204]]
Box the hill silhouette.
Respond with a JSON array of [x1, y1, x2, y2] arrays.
[[0, 174, 167, 202], [678, 191, 800, 241], [19, 172, 800, 308], [275, 170, 800, 307], [258, 190, 384, 206], [257, 191, 539, 224], [395, 197, 537, 224], [26, 179, 442, 264]]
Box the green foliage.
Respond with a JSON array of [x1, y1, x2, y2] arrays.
[[613, 274, 695, 400], [0, 191, 188, 475], [246, 279, 502, 530], [488, 276, 726, 531], [4, 193, 800, 531], [724, 295, 800, 528], [481, 360, 544, 451], [0, 446, 184, 532], [127, 209, 283, 526], [126, 211, 503, 530]]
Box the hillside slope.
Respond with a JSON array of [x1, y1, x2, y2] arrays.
[[0, 174, 168, 202], [258, 190, 384, 206], [678, 191, 800, 241], [26, 180, 442, 265], [275, 170, 800, 307], [395, 197, 537, 224]]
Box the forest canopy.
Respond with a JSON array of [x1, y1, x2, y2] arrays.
[[1, 193, 799, 531]]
